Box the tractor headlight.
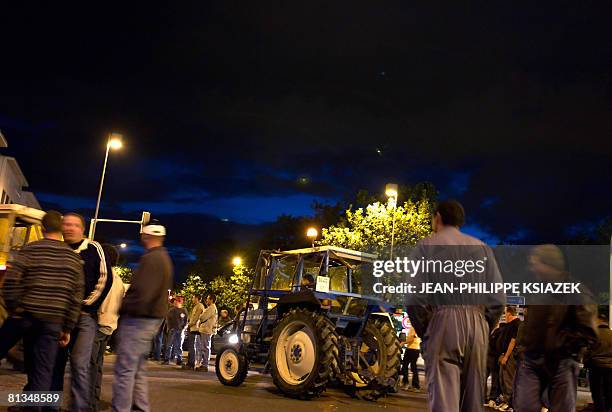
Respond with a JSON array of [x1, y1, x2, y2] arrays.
[[228, 334, 239, 344]]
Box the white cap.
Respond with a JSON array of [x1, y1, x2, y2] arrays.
[[141, 224, 166, 236]]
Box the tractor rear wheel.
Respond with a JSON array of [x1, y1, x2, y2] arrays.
[[270, 308, 339, 399], [345, 318, 401, 401]]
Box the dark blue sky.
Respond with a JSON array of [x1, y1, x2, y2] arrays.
[[1, 2, 611, 271]]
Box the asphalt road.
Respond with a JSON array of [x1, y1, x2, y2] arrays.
[[0, 355, 428, 412], [0, 356, 593, 411]]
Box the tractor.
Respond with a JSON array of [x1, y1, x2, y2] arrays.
[[215, 245, 401, 401], [0, 203, 45, 282]]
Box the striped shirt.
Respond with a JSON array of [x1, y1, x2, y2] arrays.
[[1, 238, 84, 331]]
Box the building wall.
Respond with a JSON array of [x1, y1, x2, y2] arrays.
[[0, 134, 40, 209]]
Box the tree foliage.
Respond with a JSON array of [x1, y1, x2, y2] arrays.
[[114, 266, 133, 284], [318, 199, 433, 258], [179, 264, 252, 315]]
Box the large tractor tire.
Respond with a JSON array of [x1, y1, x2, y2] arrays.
[[216, 346, 249, 386], [269, 308, 339, 399], [345, 318, 401, 401]]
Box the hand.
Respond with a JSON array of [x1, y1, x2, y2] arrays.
[[500, 356, 508, 366], [58, 332, 71, 348]]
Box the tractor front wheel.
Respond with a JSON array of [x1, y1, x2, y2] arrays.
[[216, 346, 249, 386]]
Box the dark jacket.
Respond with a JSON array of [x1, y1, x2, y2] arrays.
[[120, 246, 173, 318], [2, 239, 84, 331], [584, 323, 612, 369], [522, 304, 598, 359], [70, 239, 113, 315], [165, 307, 188, 330]]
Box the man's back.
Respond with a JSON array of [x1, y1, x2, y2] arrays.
[[405, 202, 505, 412], [121, 246, 173, 318], [2, 239, 84, 330]]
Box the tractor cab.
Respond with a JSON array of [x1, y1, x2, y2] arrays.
[[0, 204, 45, 283]]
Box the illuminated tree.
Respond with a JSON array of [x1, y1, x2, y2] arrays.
[[113, 266, 133, 284], [179, 265, 252, 315], [318, 199, 433, 258]]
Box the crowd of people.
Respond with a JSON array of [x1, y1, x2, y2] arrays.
[[0, 211, 173, 412], [150, 292, 223, 372], [0, 202, 611, 412], [402, 200, 612, 412]]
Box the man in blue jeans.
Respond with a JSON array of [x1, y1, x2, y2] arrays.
[[0, 211, 84, 398], [112, 223, 173, 412], [184, 294, 204, 369], [162, 298, 187, 365], [51, 213, 113, 412], [513, 245, 597, 412]]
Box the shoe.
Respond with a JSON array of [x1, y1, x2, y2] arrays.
[[182, 364, 192, 370], [161, 360, 169, 365], [401, 384, 411, 391]]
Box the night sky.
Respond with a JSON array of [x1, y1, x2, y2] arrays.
[[1, 2, 611, 274]]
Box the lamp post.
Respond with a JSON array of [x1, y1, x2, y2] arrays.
[[91, 134, 123, 240], [306, 227, 318, 248], [385, 183, 398, 260]]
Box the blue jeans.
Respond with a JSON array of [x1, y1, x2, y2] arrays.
[[199, 333, 212, 366], [89, 330, 110, 412], [513, 353, 579, 412], [112, 317, 162, 412], [186, 331, 200, 367], [151, 323, 165, 361], [51, 312, 97, 412], [0, 314, 62, 392], [164, 328, 183, 363]]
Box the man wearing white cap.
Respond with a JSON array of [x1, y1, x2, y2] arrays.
[[112, 223, 173, 412]]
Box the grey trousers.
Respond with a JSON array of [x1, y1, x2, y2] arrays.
[[422, 307, 488, 412]]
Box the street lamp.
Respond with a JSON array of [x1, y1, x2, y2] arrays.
[[91, 133, 123, 240], [385, 183, 398, 260], [232, 256, 243, 266], [306, 227, 318, 248], [119, 243, 127, 249]]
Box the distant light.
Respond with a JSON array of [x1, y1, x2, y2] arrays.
[[298, 176, 310, 185], [385, 183, 398, 199], [306, 227, 318, 239], [221, 218, 229, 222], [232, 256, 243, 266], [228, 334, 239, 344], [119, 243, 127, 249], [376, 148, 382, 155], [108, 134, 123, 150]]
